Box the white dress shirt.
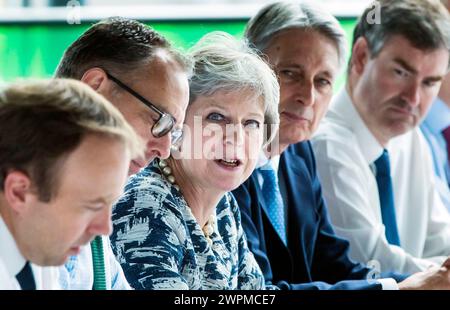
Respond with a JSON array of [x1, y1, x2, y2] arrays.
[[0, 215, 60, 290], [311, 89, 450, 274], [59, 236, 131, 290]]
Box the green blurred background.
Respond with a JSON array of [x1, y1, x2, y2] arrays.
[[0, 19, 356, 85]]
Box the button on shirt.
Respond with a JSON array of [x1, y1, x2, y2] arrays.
[[0, 215, 60, 290], [312, 89, 450, 274], [420, 97, 450, 210]]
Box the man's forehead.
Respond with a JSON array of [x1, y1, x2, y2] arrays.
[[148, 49, 185, 73], [268, 30, 339, 67], [138, 62, 188, 121], [378, 35, 449, 73]]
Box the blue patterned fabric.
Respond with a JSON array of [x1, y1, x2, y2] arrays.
[[110, 161, 269, 290], [374, 150, 401, 246], [258, 163, 287, 245]]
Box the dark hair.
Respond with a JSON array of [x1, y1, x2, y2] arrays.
[[55, 17, 190, 79], [352, 0, 450, 65], [0, 79, 143, 202]]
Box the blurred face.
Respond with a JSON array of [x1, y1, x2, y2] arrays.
[[264, 29, 340, 148], [438, 72, 450, 108], [176, 89, 265, 193], [16, 134, 130, 266], [104, 50, 190, 175], [351, 35, 449, 145]]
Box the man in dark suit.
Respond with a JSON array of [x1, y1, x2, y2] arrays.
[[233, 1, 450, 290]]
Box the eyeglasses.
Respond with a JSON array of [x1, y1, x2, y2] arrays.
[[105, 72, 183, 146]]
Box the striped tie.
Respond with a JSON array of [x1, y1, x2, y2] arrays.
[[91, 236, 106, 290]]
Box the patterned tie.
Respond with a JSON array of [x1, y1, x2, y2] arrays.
[[16, 261, 36, 290], [374, 150, 401, 246], [90, 236, 107, 290], [259, 162, 287, 245]]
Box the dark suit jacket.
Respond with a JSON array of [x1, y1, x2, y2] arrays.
[[232, 141, 407, 290]]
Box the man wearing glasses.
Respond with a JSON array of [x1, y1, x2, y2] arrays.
[[54, 17, 191, 289]]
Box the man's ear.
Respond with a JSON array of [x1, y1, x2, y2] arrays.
[[80, 68, 109, 93], [351, 37, 370, 76], [3, 171, 33, 214]]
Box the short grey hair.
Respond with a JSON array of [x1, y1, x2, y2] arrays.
[[353, 0, 450, 68], [189, 31, 280, 145], [245, 1, 348, 69]]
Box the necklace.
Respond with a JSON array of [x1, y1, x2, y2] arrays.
[[158, 159, 215, 244]]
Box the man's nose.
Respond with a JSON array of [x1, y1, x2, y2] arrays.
[[295, 80, 315, 107], [89, 208, 113, 237], [401, 82, 421, 108], [149, 134, 171, 160]]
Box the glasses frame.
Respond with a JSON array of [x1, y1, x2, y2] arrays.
[[105, 71, 182, 143]]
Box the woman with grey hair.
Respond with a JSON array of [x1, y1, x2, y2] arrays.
[[110, 31, 280, 289]]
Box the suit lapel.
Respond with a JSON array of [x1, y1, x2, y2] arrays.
[[280, 144, 321, 269]]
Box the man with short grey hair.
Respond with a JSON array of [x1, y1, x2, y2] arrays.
[[234, 1, 406, 290], [312, 0, 450, 276], [234, 0, 450, 291]]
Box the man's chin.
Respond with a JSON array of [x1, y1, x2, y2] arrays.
[[128, 165, 140, 176], [386, 119, 415, 138], [280, 126, 310, 145], [38, 255, 70, 267], [129, 160, 143, 175]]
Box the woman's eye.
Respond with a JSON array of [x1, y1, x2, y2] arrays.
[[244, 120, 260, 129], [206, 112, 225, 122]]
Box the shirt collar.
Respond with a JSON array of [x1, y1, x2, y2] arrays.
[[330, 88, 385, 164], [0, 214, 27, 278], [256, 151, 280, 173], [423, 97, 450, 134]]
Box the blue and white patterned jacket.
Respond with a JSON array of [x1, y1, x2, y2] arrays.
[[110, 161, 268, 290]]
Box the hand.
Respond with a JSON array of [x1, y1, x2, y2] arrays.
[[398, 257, 450, 290]]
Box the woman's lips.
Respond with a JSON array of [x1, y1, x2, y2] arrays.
[[214, 159, 242, 170]]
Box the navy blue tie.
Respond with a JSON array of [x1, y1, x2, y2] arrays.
[[374, 150, 401, 246], [16, 261, 36, 290], [259, 162, 287, 245]]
